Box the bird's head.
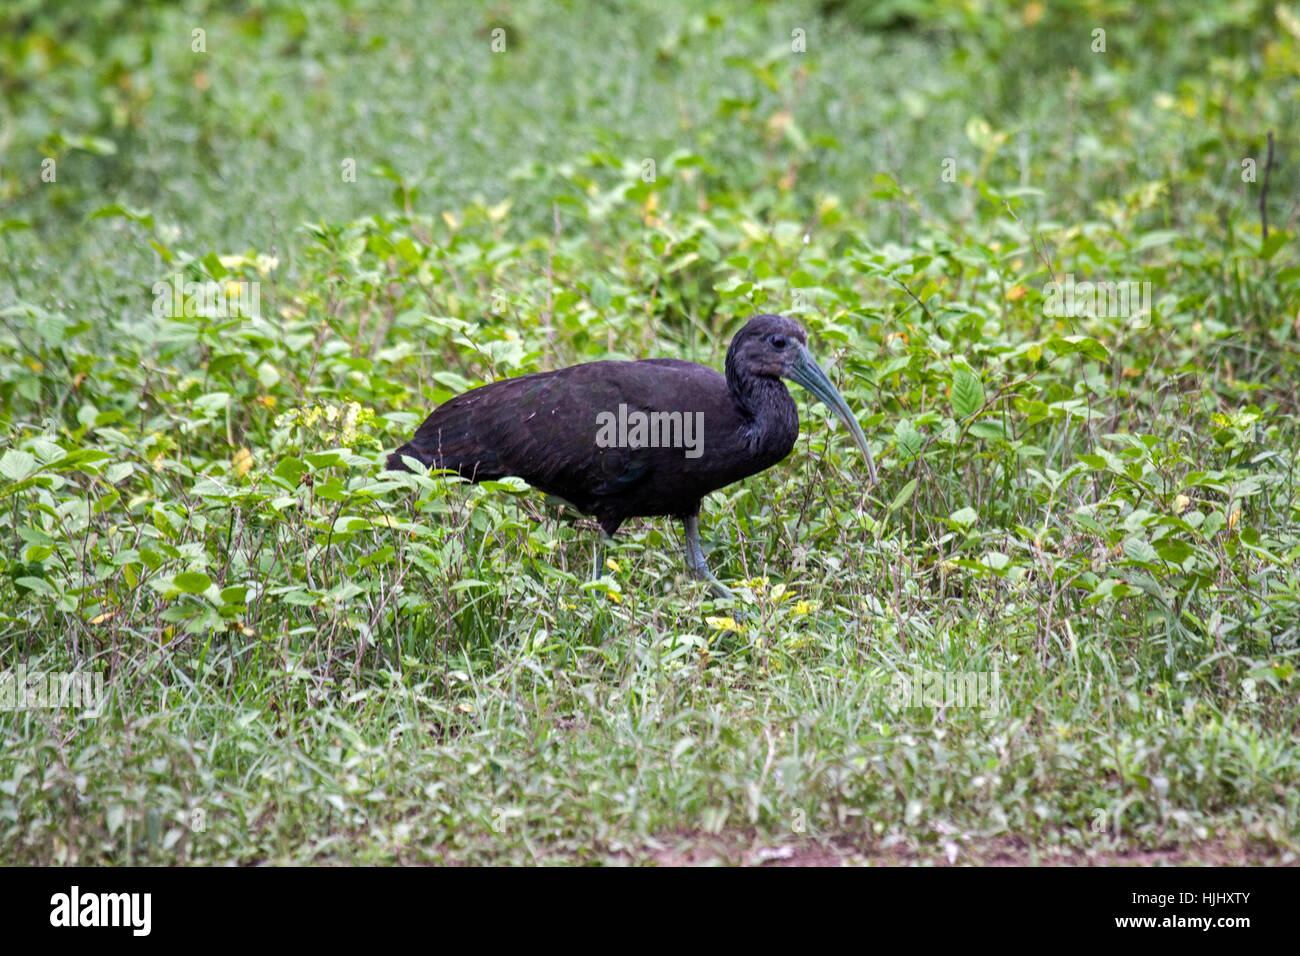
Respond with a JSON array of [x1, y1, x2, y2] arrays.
[[727, 313, 810, 379], [727, 314, 878, 484]]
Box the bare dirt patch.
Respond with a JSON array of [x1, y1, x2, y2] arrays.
[[624, 832, 1297, 867]]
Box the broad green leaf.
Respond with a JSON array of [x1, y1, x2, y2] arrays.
[[332, 516, 372, 533], [1122, 537, 1158, 564], [951, 366, 985, 419], [274, 457, 308, 484], [0, 450, 37, 482], [1258, 231, 1289, 260], [174, 571, 212, 594], [950, 506, 978, 527], [16, 576, 56, 596], [894, 418, 923, 459], [220, 586, 248, 605]]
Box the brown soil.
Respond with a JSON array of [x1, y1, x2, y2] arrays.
[[622, 832, 1297, 867]]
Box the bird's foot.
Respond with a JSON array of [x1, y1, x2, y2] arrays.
[[682, 516, 750, 620], [722, 602, 753, 623], [704, 577, 736, 602], [692, 570, 752, 621]]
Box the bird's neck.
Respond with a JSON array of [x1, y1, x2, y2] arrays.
[[728, 373, 799, 458]]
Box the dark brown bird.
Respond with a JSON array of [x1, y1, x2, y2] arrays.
[[388, 314, 876, 598]]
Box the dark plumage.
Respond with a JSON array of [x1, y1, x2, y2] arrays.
[[388, 314, 876, 597]]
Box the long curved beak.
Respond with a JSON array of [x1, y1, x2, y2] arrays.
[[786, 345, 878, 485]]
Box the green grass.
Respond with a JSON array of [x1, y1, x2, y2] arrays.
[[1, 0, 1298, 864]]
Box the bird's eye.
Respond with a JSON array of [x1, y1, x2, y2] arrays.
[[768, 335, 787, 351]]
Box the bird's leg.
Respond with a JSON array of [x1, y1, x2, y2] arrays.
[[589, 532, 615, 582], [683, 515, 737, 602]]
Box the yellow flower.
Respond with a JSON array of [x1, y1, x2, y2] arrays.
[[231, 446, 253, 478]]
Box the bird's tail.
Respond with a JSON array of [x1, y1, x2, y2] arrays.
[[386, 441, 430, 473], [384, 435, 505, 482], [387, 392, 509, 480]]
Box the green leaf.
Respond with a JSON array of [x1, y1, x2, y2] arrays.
[[981, 551, 1010, 571], [89, 203, 153, 227], [893, 419, 922, 460], [274, 457, 308, 484], [192, 392, 231, 417], [174, 571, 212, 594], [332, 516, 372, 533], [589, 277, 612, 308], [1135, 229, 1182, 250], [0, 450, 37, 482], [951, 366, 985, 419], [432, 371, 473, 392], [1046, 335, 1110, 362], [16, 576, 56, 596], [1258, 231, 1289, 260], [1155, 540, 1193, 564], [950, 506, 978, 527], [220, 585, 248, 605], [305, 451, 342, 470], [1122, 537, 1158, 564], [968, 421, 1005, 441], [888, 478, 918, 513], [68, 134, 118, 155], [193, 477, 237, 498], [202, 252, 228, 279]]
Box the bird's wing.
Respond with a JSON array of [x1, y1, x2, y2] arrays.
[[395, 359, 731, 499]]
